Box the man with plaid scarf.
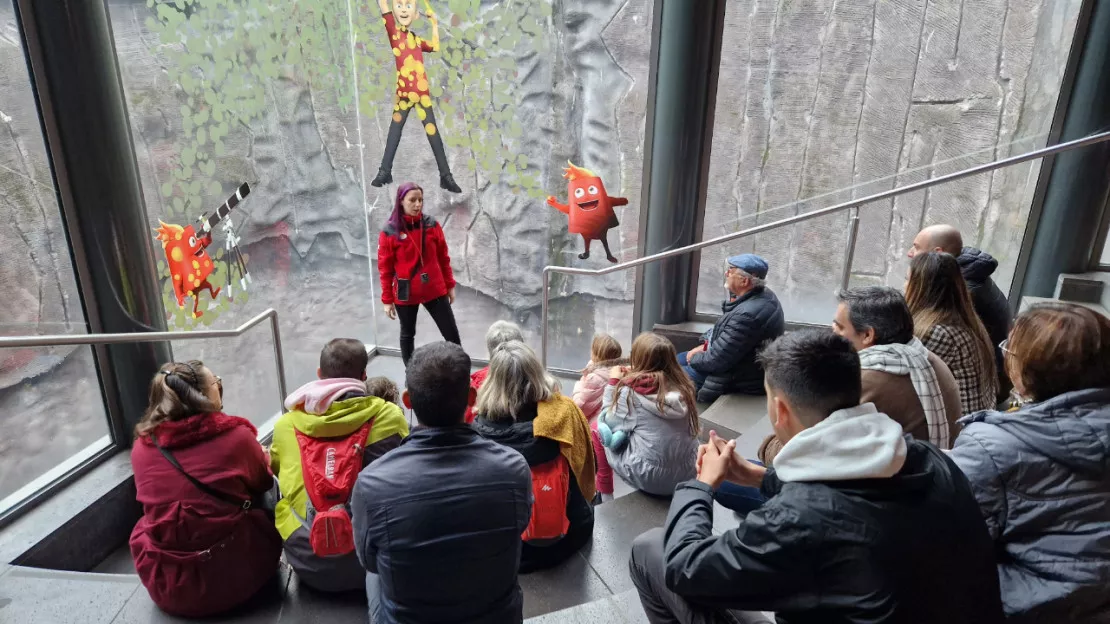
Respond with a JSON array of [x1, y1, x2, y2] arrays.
[[759, 287, 963, 465]]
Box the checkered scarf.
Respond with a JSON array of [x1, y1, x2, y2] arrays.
[[858, 338, 949, 449]]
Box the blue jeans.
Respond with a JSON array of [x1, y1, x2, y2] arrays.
[[714, 460, 767, 515], [677, 350, 706, 390]]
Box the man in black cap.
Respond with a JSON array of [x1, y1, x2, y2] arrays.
[[679, 253, 785, 403]]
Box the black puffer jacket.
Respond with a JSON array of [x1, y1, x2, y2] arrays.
[[471, 403, 594, 573], [957, 247, 1012, 397], [690, 287, 785, 402], [661, 440, 1005, 623]]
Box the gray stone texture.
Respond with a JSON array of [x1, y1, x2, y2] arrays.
[[698, 0, 1082, 322]]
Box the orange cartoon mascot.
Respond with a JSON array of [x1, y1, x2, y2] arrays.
[[547, 161, 628, 263], [155, 222, 220, 318]]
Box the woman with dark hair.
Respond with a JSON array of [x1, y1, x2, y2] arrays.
[[129, 361, 281, 617], [905, 251, 998, 414], [378, 182, 461, 365], [950, 303, 1110, 621]]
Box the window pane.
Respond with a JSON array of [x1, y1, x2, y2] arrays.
[[698, 0, 1084, 322], [112, 0, 653, 380], [0, 2, 111, 507]]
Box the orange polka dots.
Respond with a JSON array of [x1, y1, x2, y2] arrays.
[[420, 95, 432, 108], [393, 47, 400, 57], [425, 123, 437, 136], [393, 112, 403, 122]]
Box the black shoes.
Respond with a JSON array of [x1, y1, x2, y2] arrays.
[[370, 169, 393, 187], [440, 173, 462, 194], [371, 169, 462, 193]]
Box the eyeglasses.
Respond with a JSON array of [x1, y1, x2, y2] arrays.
[[999, 339, 1015, 357]]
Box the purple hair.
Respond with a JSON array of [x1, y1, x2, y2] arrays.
[[386, 182, 423, 234]]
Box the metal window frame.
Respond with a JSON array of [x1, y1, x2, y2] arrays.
[[0, 309, 287, 529]]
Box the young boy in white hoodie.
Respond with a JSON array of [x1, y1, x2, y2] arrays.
[[628, 330, 1005, 624]]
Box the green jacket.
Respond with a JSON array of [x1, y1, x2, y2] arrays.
[[270, 395, 408, 540]]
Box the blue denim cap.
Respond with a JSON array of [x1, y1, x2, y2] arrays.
[[726, 253, 768, 279]]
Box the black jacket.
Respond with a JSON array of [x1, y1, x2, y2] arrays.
[[661, 439, 1005, 624], [957, 247, 1012, 396], [471, 404, 594, 573], [690, 287, 785, 402]]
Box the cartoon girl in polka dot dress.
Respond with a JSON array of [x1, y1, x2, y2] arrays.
[[371, 0, 462, 194]]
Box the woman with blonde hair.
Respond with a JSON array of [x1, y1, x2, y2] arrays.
[[129, 361, 281, 617], [472, 342, 596, 572], [950, 303, 1110, 620], [905, 251, 998, 414], [596, 332, 700, 496]]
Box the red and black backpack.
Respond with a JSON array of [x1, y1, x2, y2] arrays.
[[521, 455, 571, 544], [292, 420, 372, 557]]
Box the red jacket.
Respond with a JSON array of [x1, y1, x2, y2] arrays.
[[378, 214, 456, 306], [464, 366, 489, 424], [129, 413, 281, 618]]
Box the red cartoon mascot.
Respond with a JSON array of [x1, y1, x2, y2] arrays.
[[547, 161, 628, 263], [155, 222, 220, 318]]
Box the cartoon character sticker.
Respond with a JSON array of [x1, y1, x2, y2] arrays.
[[371, 0, 462, 193], [155, 222, 220, 318], [547, 161, 628, 263]]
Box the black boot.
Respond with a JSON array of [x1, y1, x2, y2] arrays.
[[371, 169, 393, 187], [440, 173, 462, 194]]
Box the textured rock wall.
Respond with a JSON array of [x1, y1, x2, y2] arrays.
[[699, 0, 1081, 322]]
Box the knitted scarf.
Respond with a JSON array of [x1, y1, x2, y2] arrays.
[[858, 338, 949, 449]]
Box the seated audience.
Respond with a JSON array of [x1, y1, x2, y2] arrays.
[[909, 224, 1012, 399], [596, 332, 699, 496], [271, 338, 409, 592], [905, 251, 998, 414], [950, 303, 1110, 622], [573, 333, 626, 500], [629, 330, 1004, 624], [472, 342, 597, 572], [352, 342, 532, 623], [130, 361, 281, 617], [365, 375, 400, 406], [757, 286, 962, 465], [679, 254, 784, 403], [466, 320, 524, 424]]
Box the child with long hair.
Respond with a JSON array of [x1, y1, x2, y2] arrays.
[[596, 333, 700, 496], [573, 334, 627, 500]]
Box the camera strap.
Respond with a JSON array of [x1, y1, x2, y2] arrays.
[[407, 224, 427, 280]]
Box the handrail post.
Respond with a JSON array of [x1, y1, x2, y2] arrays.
[[269, 311, 288, 409], [840, 207, 861, 292], [541, 269, 550, 366]]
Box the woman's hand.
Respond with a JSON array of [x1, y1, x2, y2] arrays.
[[447, 288, 456, 304], [384, 303, 397, 320], [608, 365, 626, 379]]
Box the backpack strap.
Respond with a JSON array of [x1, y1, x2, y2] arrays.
[[153, 439, 253, 511], [293, 419, 375, 516]]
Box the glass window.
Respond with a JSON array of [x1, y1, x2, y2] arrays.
[[0, 1, 111, 510], [1101, 230, 1110, 266], [697, 0, 1084, 323], [112, 0, 654, 379]]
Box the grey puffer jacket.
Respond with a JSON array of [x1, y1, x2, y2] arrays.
[[949, 387, 1110, 622], [599, 381, 698, 496]]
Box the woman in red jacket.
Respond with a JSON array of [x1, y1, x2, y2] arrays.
[[379, 182, 462, 364], [129, 360, 281, 617]]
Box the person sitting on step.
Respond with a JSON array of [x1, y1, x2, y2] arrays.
[[573, 333, 626, 501], [466, 319, 524, 424], [352, 342, 532, 623], [270, 338, 409, 592], [596, 332, 699, 497], [472, 341, 597, 572], [629, 330, 1005, 624]]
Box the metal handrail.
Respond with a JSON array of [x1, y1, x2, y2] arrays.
[[541, 130, 1110, 364], [0, 308, 288, 411]]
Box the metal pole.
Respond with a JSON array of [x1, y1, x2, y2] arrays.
[[840, 207, 861, 292], [270, 313, 288, 411], [541, 269, 550, 365]]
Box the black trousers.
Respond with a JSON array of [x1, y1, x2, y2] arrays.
[[396, 295, 461, 365], [629, 528, 773, 624], [378, 105, 452, 177]]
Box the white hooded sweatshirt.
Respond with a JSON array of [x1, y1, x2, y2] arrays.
[[773, 403, 908, 483]]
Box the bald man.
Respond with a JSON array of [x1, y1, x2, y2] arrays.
[[909, 225, 1012, 401]]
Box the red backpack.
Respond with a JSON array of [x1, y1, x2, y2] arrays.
[[522, 455, 571, 543], [293, 420, 372, 557]]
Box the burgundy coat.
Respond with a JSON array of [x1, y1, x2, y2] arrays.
[[129, 412, 281, 617]]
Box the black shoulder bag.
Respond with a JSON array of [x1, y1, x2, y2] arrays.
[[154, 440, 267, 512]]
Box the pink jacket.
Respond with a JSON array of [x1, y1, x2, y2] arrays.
[[572, 359, 629, 421]]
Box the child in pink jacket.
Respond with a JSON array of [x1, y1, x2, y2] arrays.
[[572, 334, 626, 500]]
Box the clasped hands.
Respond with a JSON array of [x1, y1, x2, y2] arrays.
[[696, 430, 767, 490]]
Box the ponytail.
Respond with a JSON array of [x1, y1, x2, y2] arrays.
[[134, 360, 219, 439]]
